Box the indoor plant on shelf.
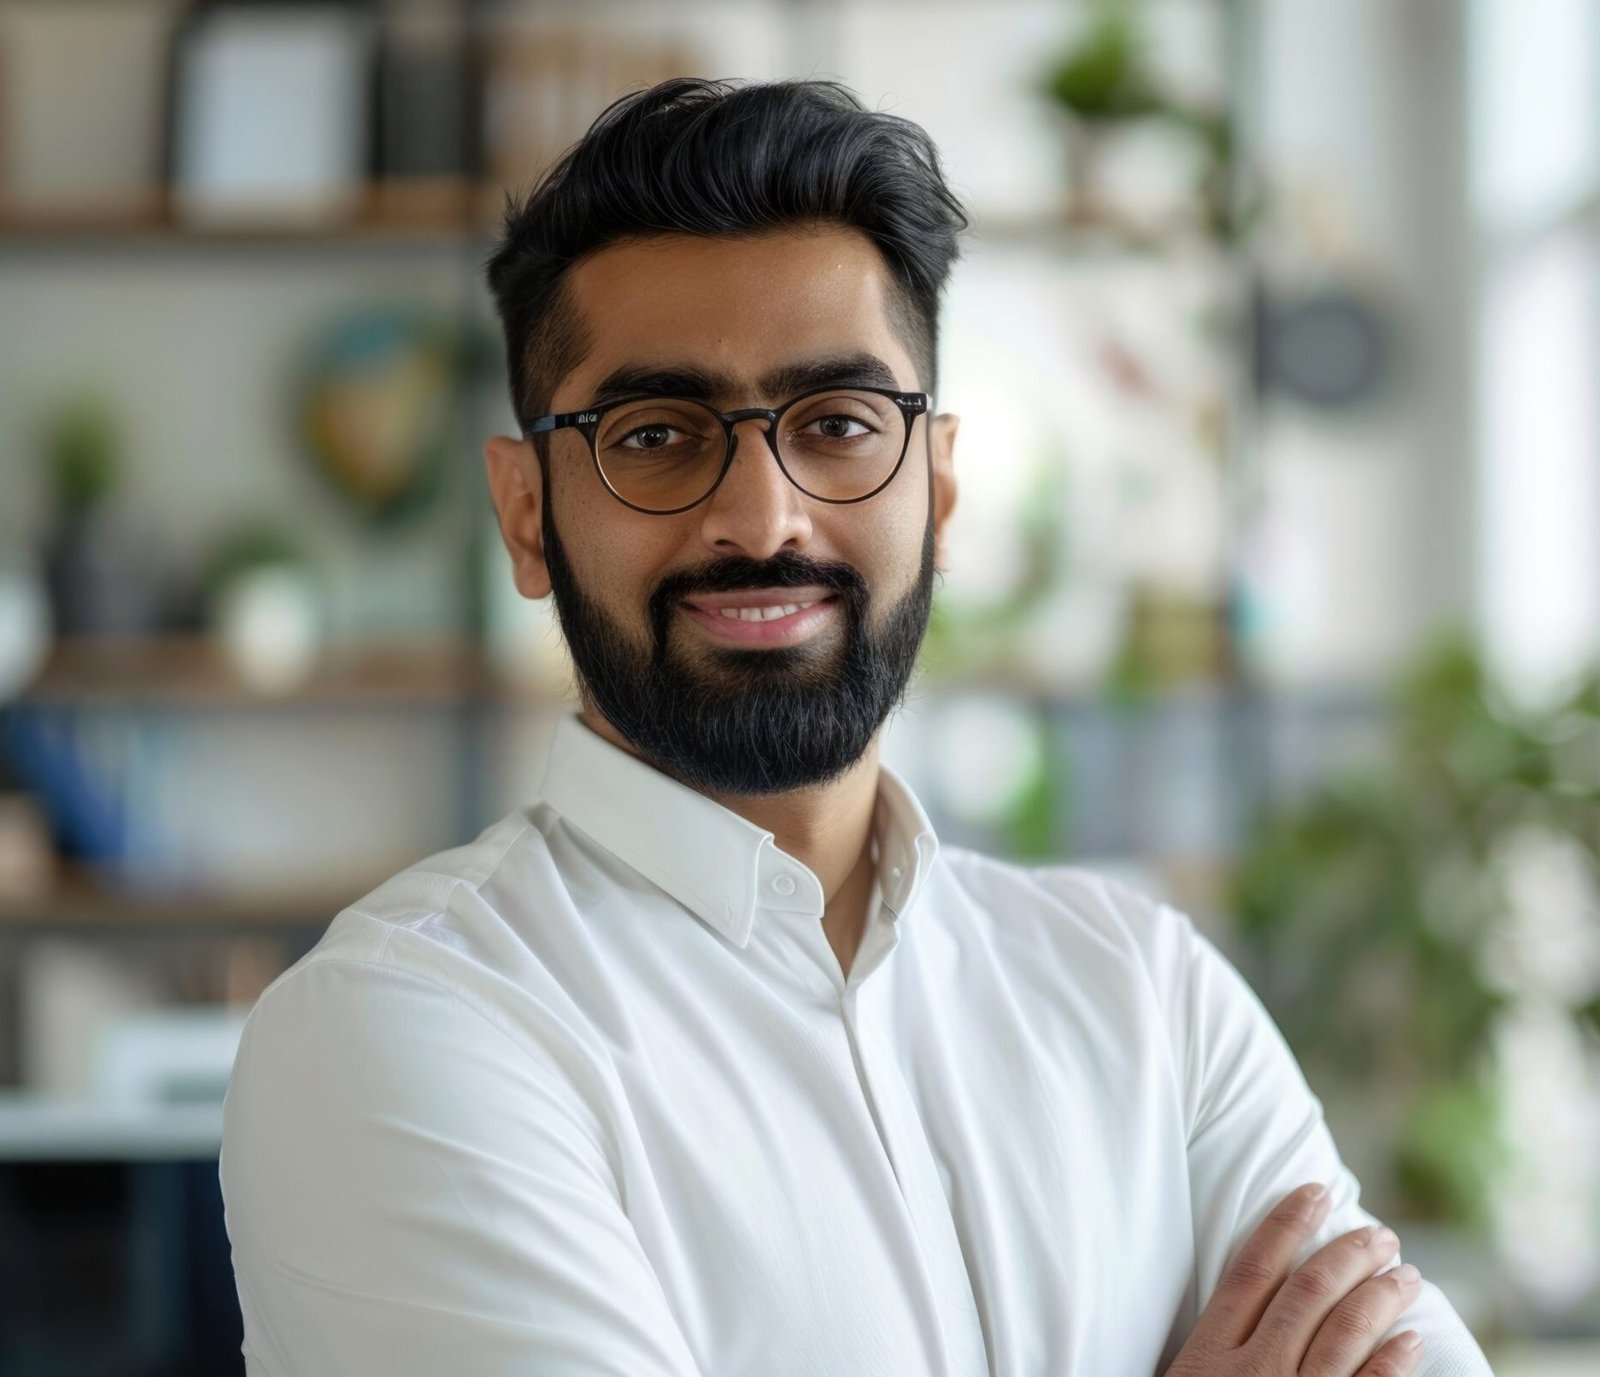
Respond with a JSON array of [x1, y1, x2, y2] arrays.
[[1036, 1, 1243, 242], [1228, 631, 1600, 1331]]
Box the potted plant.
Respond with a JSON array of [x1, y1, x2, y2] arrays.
[[1228, 630, 1600, 1328], [1037, 2, 1242, 241], [40, 394, 162, 636], [201, 520, 325, 696]]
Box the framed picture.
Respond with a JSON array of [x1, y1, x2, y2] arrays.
[[292, 302, 460, 528], [165, 2, 377, 228]]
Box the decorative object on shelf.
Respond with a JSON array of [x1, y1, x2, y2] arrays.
[[0, 701, 128, 881], [201, 521, 324, 697], [0, 524, 56, 902], [0, 545, 54, 892], [0, 547, 51, 702], [1229, 630, 1600, 1302], [0, 1, 170, 219], [90, 1005, 251, 1107], [376, 2, 470, 187], [1255, 280, 1399, 414], [1107, 586, 1231, 699], [479, 17, 703, 215], [1036, 2, 1247, 242], [291, 302, 462, 528], [38, 394, 162, 637], [17, 940, 172, 1097], [0, 791, 55, 903], [166, 1, 377, 228]]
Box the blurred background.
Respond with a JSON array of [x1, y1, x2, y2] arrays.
[[0, 0, 1597, 1372]]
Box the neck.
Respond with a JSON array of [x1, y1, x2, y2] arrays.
[[576, 704, 883, 910]]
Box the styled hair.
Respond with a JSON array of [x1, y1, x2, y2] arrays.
[[483, 76, 969, 458]]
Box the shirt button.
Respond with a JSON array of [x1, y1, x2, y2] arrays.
[[772, 873, 797, 897], [889, 867, 902, 881]]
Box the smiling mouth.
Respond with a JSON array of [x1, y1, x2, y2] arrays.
[[693, 596, 832, 622], [677, 593, 842, 646]]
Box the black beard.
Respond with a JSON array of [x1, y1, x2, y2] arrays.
[[539, 488, 936, 797]]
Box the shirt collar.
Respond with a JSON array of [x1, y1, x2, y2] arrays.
[[534, 710, 940, 948]]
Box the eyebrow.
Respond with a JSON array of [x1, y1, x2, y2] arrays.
[[584, 351, 902, 410]]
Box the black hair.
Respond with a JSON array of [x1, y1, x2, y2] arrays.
[[482, 76, 969, 459]]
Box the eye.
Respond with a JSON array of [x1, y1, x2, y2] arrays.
[[802, 414, 873, 440], [618, 424, 691, 450]]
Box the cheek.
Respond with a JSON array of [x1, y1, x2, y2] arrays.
[[873, 483, 933, 568], [567, 506, 680, 611]]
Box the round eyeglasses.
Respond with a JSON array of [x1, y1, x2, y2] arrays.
[[523, 385, 930, 515]]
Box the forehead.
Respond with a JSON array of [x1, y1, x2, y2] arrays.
[[557, 224, 913, 405]]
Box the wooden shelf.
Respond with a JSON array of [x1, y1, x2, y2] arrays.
[[14, 633, 569, 709], [0, 178, 500, 253], [0, 867, 356, 932]]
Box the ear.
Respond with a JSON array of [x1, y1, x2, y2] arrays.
[[484, 434, 552, 600], [929, 412, 959, 574]]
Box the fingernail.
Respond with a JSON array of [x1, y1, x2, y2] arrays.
[[1297, 1183, 1329, 1218], [1395, 1264, 1421, 1286], [1396, 1329, 1422, 1351]]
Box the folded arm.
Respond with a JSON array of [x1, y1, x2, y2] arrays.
[[1133, 891, 1497, 1377]]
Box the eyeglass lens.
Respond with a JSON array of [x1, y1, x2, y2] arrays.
[[591, 390, 907, 511]]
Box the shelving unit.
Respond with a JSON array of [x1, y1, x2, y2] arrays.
[[0, 0, 1336, 1068]]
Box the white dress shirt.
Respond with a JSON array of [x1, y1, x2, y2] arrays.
[[220, 708, 1495, 1376]]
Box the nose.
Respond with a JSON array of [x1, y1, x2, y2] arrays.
[[695, 417, 813, 559]]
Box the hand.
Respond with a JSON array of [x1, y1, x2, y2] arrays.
[[1165, 1182, 1426, 1377]]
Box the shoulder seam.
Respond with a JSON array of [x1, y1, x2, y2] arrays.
[[356, 813, 536, 927]]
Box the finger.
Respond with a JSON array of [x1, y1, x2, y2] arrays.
[[1195, 1182, 1334, 1350], [1356, 1328, 1426, 1377], [1251, 1219, 1406, 1363], [1299, 1260, 1424, 1377]]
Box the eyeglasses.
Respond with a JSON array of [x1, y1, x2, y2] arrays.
[[523, 385, 929, 515]]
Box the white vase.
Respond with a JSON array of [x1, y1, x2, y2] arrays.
[[213, 565, 324, 695], [0, 550, 53, 702]]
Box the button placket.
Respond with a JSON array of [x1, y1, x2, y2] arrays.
[[840, 973, 989, 1377]]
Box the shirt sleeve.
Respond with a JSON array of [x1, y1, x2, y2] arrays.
[[1135, 890, 1497, 1377], [219, 954, 705, 1377]]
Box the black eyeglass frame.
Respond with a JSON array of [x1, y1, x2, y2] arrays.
[[522, 385, 930, 516]]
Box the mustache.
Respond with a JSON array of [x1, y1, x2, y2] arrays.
[[653, 552, 862, 603]]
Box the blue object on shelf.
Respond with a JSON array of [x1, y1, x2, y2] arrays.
[[0, 703, 128, 868]]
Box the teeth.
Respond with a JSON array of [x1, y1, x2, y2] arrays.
[[717, 600, 817, 622]]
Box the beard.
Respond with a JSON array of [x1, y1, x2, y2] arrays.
[[539, 484, 936, 797]]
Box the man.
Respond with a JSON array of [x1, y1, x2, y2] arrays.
[[220, 77, 1495, 1376]]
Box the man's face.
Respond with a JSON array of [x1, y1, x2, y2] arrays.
[[487, 223, 960, 796]]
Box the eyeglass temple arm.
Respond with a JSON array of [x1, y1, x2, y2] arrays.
[[525, 410, 601, 436]]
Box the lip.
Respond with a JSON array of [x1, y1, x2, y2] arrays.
[[679, 593, 841, 647], [681, 586, 836, 611]]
